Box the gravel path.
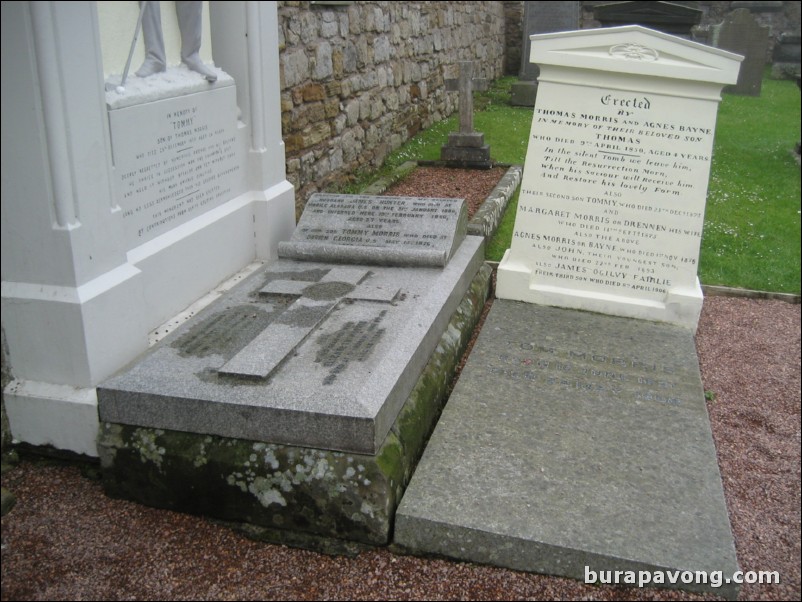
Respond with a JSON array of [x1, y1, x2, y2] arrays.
[[2, 167, 799, 600]]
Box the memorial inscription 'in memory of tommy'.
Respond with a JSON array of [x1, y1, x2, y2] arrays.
[[108, 85, 243, 247], [497, 26, 743, 328]]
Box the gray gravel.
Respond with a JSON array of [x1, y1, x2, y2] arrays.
[[1, 295, 799, 601]]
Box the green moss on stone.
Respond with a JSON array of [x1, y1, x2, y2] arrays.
[[97, 263, 492, 549]]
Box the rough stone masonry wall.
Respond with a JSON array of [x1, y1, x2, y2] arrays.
[[278, 1, 506, 215]]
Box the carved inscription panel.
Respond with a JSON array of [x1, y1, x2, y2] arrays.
[[109, 86, 244, 248], [296, 194, 465, 251], [511, 83, 718, 300], [489, 338, 684, 407]]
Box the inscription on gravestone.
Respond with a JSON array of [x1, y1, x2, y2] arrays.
[[490, 339, 683, 406], [279, 194, 467, 267], [516, 94, 712, 299], [497, 26, 743, 328], [108, 86, 244, 246], [316, 311, 388, 385]]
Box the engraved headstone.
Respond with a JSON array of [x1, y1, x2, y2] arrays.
[[712, 9, 770, 96], [440, 61, 492, 168], [497, 26, 743, 328]]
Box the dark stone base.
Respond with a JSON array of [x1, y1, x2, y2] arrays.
[[510, 80, 538, 106], [440, 144, 492, 168], [98, 264, 492, 548]]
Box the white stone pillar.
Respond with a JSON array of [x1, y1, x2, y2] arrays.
[[2, 1, 295, 456]]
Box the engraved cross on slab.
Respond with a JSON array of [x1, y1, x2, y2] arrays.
[[219, 267, 399, 379], [445, 61, 488, 138]]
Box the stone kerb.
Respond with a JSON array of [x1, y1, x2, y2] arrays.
[[496, 26, 743, 329]]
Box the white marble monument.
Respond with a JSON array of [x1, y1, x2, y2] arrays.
[[497, 26, 742, 328], [1, 2, 295, 456]]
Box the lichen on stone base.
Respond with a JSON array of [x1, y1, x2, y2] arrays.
[[97, 264, 492, 548]]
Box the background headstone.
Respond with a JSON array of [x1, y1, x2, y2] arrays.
[[511, 1, 580, 106], [440, 62, 492, 168], [593, 1, 702, 38], [496, 26, 743, 329], [712, 9, 770, 96], [772, 32, 802, 80]]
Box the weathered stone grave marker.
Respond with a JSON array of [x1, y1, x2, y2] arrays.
[[440, 61, 492, 168], [395, 27, 742, 599], [97, 193, 488, 545], [510, 1, 580, 106], [713, 8, 770, 96]]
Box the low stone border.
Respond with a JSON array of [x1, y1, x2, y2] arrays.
[[701, 285, 800, 304], [360, 161, 418, 196], [360, 162, 522, 243], [467, 164, 522, 239]]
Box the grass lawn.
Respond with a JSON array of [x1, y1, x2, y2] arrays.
[[370, 74, 801, 294]]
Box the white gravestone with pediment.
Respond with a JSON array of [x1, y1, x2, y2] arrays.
[[497, 26, 742, 329], [1, 2, 294, 456]]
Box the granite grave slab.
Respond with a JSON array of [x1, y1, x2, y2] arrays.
[[395, 299, 740, 599], [98, 195, 482, 455]]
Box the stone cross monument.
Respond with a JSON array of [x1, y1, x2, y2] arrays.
[[440, 61, 491, 168]]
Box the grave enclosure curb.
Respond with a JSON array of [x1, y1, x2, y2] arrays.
[[360, 162, 523, 246]]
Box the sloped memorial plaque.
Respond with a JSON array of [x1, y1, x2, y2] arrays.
[[278, 193, 468, 267]]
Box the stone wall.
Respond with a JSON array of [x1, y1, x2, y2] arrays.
[[278, 1, 506, 214]]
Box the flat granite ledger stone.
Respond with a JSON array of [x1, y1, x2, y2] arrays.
[[98, 233, 484, 455], [97, 264, 493, 546], [394, 300, 740, 600]]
